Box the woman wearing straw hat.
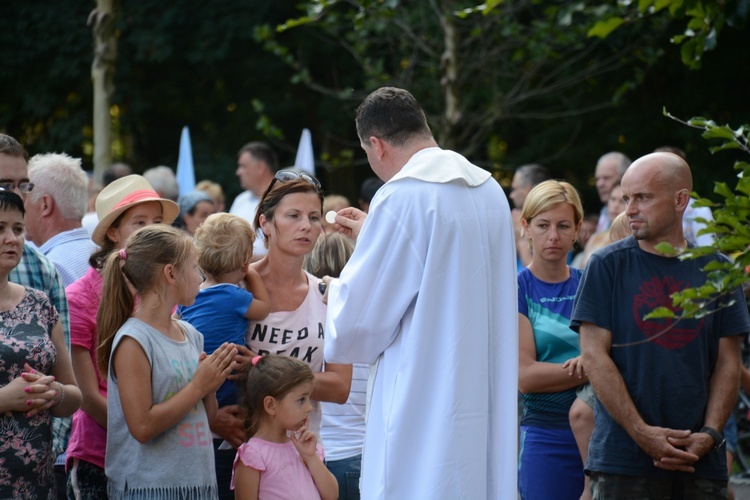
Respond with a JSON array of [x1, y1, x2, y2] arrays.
[[64, 175, 179, 498]]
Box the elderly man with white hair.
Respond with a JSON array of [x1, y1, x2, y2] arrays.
[[26, 153, 97, 286], [594, 151, 631, 232]]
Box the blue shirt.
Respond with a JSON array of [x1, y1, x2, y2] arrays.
[[177, 284, 253, 406], [571, 237, 750, 479], [40, 227, 98, 287], [518, 267, 582, 428]]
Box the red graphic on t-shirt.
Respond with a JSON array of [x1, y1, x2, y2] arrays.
[[632, 275, 703, 349]]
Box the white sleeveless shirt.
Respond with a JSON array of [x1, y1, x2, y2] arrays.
[[246, 272, 326, 434]]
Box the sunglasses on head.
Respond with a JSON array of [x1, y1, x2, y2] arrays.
[[272, 170, 321, 189]]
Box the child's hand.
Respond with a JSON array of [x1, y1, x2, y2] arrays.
[[290, 419, 318, 460], [562, 356, 587, 379], [243, 267, 271, 320], [192, 343, 238, 396]]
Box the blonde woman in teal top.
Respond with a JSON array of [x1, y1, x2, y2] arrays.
[[517, 180, 587, 500]]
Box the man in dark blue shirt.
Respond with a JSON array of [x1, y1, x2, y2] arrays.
[[571, 152, 750, 499]]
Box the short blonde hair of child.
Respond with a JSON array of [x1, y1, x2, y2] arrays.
[[520, 180, 584, 238], [194, 213, 255, 277], [304, 232, 354, 279], [609, 211, 631, 242], [323, 194, 351, 214], [195, 179, 225, 205]]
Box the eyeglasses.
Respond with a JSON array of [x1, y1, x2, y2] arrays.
[[0, 182, 34, 193], [273, 170, 321, 189]]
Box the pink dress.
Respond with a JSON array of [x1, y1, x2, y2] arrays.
[[232, 437, 325, 499]]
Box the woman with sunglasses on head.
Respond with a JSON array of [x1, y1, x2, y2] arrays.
[[210, 170, 348, 499], [238, 170, 352, 438]]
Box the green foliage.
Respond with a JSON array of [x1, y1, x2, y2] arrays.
[[588, 17, 625, 38], [259, 0, 670, 163], [644, 306, 677, 320], [650, 110, 750, 321], [1, 0, 747, 211], [0, 1, 93, 157], [585, 0, 747, 69]]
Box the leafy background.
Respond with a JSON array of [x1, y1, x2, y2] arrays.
[[1, 0, 748, 212]]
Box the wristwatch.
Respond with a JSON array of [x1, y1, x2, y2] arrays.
[[700, 426, 726, 452]]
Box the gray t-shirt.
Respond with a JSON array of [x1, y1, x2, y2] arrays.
[[106, 318, 218, 499]]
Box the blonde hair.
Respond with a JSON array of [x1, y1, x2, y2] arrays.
[[304, 232, 354, 279], [323, 194, 351, 215], [97, 225, 194, 375], [194, 213, 255, 277], [520, 180, 584, 238], [195, 179, 225, 205], [609, 211, 631, 242]]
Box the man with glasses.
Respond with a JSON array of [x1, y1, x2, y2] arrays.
[[324, 88, 518, 499], [0, 133, 71, 499], [230, 141, 279, 261]]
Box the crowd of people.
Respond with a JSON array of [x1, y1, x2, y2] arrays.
[[1, 85, 749, 500]]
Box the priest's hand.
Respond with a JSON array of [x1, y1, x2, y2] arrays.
[[332, 207, 367, 240]]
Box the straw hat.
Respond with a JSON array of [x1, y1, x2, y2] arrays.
[[92, 175, 180, 246]]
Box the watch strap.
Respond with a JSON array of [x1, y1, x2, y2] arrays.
[[700, 426, 725, 452]]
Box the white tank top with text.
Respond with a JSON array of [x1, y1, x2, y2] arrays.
[[246, 272, 326, 434]]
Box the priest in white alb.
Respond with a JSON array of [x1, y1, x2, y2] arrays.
[[324, 87, 518, 500]]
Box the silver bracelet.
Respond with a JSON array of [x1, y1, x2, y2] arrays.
[[52, 381, 64, 408]]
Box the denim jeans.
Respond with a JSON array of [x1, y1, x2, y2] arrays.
[[326, 454, 362, 500]]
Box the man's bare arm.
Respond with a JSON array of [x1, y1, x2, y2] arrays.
[[666, 335, 740, 464], [580, 321, 699, 471]]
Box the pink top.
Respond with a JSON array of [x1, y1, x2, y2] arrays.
[[65, 266, 107, 469], [232, 437, 325, 499]]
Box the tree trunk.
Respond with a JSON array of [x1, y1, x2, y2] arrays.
[[90, 0, 117, 186], [439, 1, 460, 151]]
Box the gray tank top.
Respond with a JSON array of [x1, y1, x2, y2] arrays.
[[106, 318, 218, 499]]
